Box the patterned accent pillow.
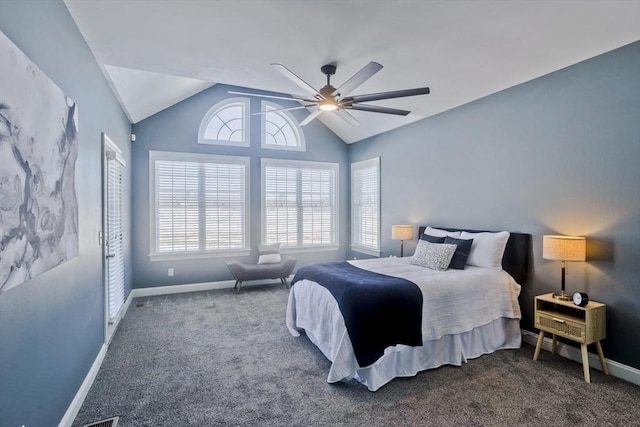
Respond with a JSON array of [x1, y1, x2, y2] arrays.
[[411, 241, 457, 270], [258, 243, 281, 264]]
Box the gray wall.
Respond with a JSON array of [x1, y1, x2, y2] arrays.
[[349, 42, 640, 369], [0, 1, 132, 426], [131, 84, 349, 288]]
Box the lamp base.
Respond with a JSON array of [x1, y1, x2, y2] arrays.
[[553, 291, 571, 301]]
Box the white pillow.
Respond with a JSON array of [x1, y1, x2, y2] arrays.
[[425, 226, 461, 238], [411, 241, 457, 271], [258, 243, 281, 264], [460, 231, 510, 269]]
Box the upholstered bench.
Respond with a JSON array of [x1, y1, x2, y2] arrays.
[[225, 256, 297, 293]]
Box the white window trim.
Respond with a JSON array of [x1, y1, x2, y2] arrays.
[[351, 157, 381, 257], [261, 158, 339, 251], [198, 97, 250, 147], [149, 150, 251, 261], [260, 100, 306, 152]]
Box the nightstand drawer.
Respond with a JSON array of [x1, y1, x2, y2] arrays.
[[535, 311, 586, 342]]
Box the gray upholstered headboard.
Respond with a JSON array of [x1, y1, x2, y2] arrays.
[[417, 226, 531, 284]]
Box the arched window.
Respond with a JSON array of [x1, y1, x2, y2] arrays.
[[198, 98, 250, 147], [261, 101, 305, 151]]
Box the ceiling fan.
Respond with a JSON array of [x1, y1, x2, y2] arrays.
[[229, 62, 430, 126]]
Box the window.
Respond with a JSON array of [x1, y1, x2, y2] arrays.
[[198, 98, 250, 147], [262, 158, 338, 250], [149, 151, 250, 260], [261, 101, 305, 151], [351, 157, 380, 256]]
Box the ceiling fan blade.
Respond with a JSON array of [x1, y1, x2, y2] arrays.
[[333, 61, 383, 97], [271, 63, 322, 98], [335, 109, 360, 126], [343, 87, 430, 104], [251, 105, 312, 115], [228, 90, 316, 103], [299, 108, 323, 126], [346, 104, 411, 116]]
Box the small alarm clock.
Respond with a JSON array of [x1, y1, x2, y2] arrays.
[[572, 291, 589, 307]]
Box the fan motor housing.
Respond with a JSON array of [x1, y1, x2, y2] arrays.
[[321, 64, 337, 76]]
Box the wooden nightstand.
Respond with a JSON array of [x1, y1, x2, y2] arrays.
[[532, 293, 608, 383]]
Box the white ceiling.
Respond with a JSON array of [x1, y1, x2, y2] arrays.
[[64, 0, 640, 144]]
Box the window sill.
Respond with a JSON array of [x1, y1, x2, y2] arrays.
[[149, 249, 252, 262], [280, 245, 340, 254], [350, 246, 381, 257]]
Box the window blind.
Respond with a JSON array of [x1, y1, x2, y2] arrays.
[[151, 152, 248, 258], [106, 150, 125, 320], [263, 159, 337, 248], [351, 158, 380, 254]]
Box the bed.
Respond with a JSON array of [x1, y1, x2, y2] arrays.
[[285, 226, 531, 391]]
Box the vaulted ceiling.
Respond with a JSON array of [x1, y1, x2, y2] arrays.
[[64, 0, 640, 143]]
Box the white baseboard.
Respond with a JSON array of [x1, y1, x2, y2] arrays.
[[130, 276, 293, 298], [58, 343, 108, 427], [521, 330, 640, 386]]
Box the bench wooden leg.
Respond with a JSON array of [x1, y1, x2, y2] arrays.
[[281, 277, 290, 289], [235, 281, 242, 294]]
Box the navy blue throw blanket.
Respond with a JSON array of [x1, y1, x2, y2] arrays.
[[292, 262, 423, 367]]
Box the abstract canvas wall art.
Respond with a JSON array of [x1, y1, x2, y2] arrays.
[[0, 31, 79, 294]]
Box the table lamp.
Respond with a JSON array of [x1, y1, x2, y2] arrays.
[[543, 235, 586, 300], [392, 225, 413, 257]]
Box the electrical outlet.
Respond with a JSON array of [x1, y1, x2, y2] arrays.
[[168, 268, 174, 276]]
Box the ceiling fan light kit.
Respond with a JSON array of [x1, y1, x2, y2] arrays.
[[229, 61, 430, 126]]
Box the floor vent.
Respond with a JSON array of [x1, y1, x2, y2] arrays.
[[82, 416, 119, 427]]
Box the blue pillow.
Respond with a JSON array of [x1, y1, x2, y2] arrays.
[[420, 233, 445, 243], [444, 237, 473, 270]]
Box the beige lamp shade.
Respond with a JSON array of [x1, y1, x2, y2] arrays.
[[392, 225, 414, 241], [543, 235, 586, 261]]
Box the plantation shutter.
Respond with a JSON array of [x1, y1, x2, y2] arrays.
[[264, 166, 298, 246], [106, 150, 125, 320], [263, 160, 337, 247], [156, 160, 200, 252], [203, 162, 246, 250], [351, 158, 380, 254], [153, 154, 247, 256], [301, 168, 334, 246]]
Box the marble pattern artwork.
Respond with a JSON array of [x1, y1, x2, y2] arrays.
[[0, 31, 79, 294]]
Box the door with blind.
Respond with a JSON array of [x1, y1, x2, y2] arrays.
[[103, 133, 126, 344]]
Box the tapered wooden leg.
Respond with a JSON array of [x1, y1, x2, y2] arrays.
[[235, 281, 242, 294], [596, 341, 609, 375], [581, 344, 591, 383], [551, 334, 558, 354], [533, 331, 545, 361]]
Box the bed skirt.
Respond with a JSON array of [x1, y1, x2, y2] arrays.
[[287, 281, 521, 391]]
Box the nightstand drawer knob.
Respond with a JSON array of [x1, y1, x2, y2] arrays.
[[552, 317, 566, 324]]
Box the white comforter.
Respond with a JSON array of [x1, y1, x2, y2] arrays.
[[286, 257, 522, 389]]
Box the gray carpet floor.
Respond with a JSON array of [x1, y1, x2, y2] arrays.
[[73, 285, 640, 427]]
